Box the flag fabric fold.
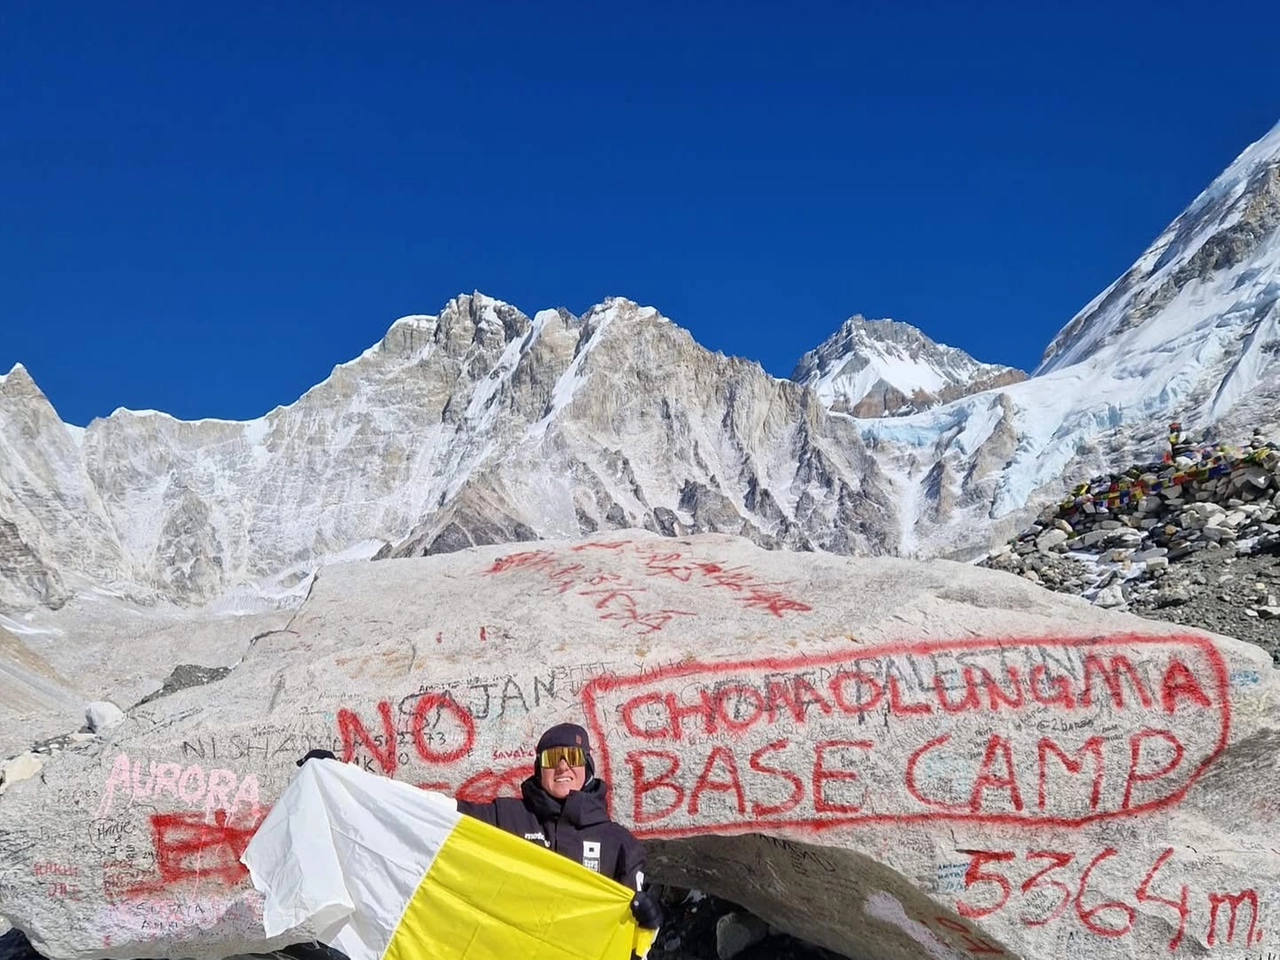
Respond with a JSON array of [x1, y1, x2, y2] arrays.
[[241, 759, 654, 960]]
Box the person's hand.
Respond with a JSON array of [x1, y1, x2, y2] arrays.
[[296, 749, 337, 767], [629, 890, 663, 930]]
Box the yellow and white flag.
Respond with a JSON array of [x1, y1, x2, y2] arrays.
[[241, 759, 655, 960]]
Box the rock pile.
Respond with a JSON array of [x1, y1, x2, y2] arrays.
[[983, 429, 1280, 650]]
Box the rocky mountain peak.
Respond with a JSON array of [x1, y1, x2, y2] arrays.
[[0, 363, 42, 401], [0, 292, 894, 613], [427, 291, 532, 357], [790, 314, 1025, 417], [1037, 119, 1280, 375]]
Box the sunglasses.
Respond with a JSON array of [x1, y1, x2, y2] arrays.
[[539, 746, 586, 768]]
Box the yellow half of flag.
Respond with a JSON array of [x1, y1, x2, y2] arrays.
[[241, 760, 655, 960]]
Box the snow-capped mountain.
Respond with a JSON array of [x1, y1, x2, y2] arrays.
[[857, 118, 1280, 556], [1038, 122, 1280, 379], [0, 296, 896, 613], [2, 118, 1278, 613], [790, 316, 1025, 417]]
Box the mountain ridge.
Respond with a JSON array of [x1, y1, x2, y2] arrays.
[[3, 119, 1280, 614], [0, 294, 898, 613]]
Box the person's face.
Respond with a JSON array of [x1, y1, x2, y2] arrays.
[[540, 755, 586, 799]]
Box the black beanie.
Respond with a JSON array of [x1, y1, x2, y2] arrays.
[[535, 722, 594, 779]]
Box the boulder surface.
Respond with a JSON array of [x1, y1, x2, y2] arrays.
[[0, 533, 1276, 960]]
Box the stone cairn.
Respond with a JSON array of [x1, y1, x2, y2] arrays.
[[983, 426, 1280, 615]]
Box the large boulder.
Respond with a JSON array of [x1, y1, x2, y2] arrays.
[[0, 532, 1276, 960]]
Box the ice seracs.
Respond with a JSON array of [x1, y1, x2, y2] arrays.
[[855, 117, 1280, 558]]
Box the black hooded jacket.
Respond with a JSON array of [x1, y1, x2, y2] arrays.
[[456, 776, 647, 890]]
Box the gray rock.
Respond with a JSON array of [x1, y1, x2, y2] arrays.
[[0, 753, 43, 795], [1131, 547, 1168, 561], [1156, 584, 1192, 606], [84, 701, 125, 733], [1092, 583, 1127, 608], [1035, 528, 1069, 553], [1233, 465, 1271, 490], [1081, 529, 1109, 548], [1199, 524, 1236, 542], [1223, 510, 1249, 529], [716, 912, 769, 959]]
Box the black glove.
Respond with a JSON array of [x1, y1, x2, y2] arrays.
[[629, 889, 663, 930], [296, 749, 337, 767]]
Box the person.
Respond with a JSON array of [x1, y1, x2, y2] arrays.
[[459, 723, 662, 929], [297, 722, 662, 932]]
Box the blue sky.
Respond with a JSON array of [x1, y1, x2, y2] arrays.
[[3, 2, 1278, 425]]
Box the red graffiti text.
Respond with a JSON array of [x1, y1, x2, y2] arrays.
[[582, 635, 1229, 837]]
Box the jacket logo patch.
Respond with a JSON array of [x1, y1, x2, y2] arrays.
[[582, 840, 601, 872], [524, 831, 548, 847]]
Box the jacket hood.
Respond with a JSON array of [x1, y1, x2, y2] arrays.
[[521, 775, 612, 828]]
